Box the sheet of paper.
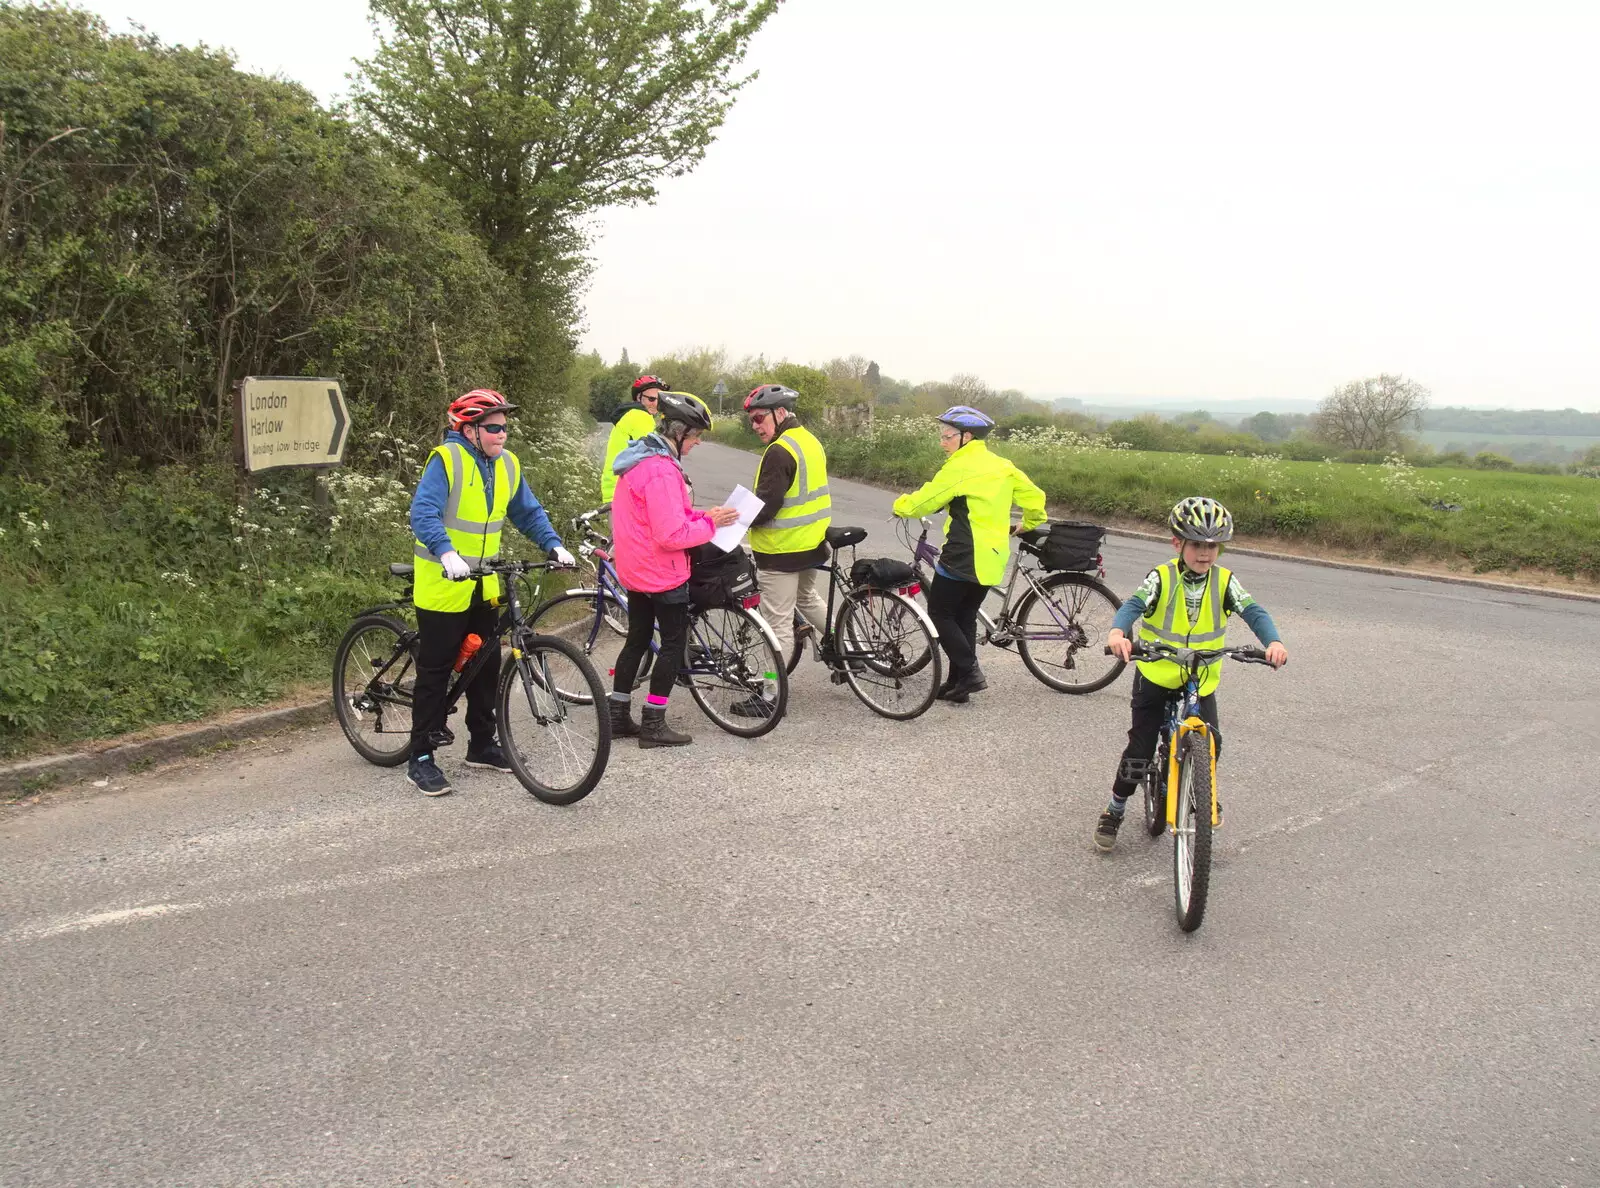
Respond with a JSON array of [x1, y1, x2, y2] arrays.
[[709, 483, 764, 552]]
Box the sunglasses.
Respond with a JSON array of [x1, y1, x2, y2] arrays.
[[475, 422, 509, 435], [749, 411, 772, 424]]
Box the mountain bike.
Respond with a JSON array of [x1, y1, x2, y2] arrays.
[[524, 507, 789, 738], [899, 516, 1125, 694], [332, 557, 611, 804], [1113, 641, 1276, 932], [787, 525, 943, 720]]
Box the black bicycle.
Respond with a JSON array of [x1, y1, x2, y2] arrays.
[[332, 558, 611, 804], [787, 525, 943, 720]]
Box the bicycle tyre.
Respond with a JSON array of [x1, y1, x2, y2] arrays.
[[497, 636, 611, 805], [1014, 571, 1125, 694], [1173, 734, 1214, 932], [685, 606, 789, 738], [785, 610, 810, 675], [838, 589, 941, 720], [1143, 747, 1168, 837], [525, 590, 651, 701], [333, 614, 416, 767]]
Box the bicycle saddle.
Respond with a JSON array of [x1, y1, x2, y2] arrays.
[[825, 525, 867, 548], [389, 563, 415, 577]]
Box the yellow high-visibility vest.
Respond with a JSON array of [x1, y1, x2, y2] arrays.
[[413, 443, 518, 612], [1136, 560, 1232, 696], [750, 425, 831, 554]]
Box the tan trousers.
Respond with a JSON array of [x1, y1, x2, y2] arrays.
[[758, 566, 829, 663]]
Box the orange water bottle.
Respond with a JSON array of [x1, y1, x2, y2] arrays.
[[453, 633, 484, 672]]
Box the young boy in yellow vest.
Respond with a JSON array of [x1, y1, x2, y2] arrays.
[[406, 389, 574, 797], [1097, 496, 1288, 850]]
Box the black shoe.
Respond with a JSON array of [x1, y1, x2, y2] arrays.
[[638, 704, 692, 748], [609, 699, 640, 738], [464, 742, 513, 773], [1094, 810, 1124, 852], [728, 694, 775, 719], [407, 754, 453, 797], [938, 669, 988, 702]]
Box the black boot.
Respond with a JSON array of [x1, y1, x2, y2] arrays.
[[638, 704, 692, 748], [609, 698, 640, 738]]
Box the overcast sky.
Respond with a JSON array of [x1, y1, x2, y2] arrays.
[[78, 0, 1600, 409]]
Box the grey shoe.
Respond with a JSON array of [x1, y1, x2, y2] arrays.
[[638, 704, 692, 748], [728, 694, 775, 719], [609, 699, 640, 738], [464, 742, 513, 772], [1093, 810, 1123, 852]]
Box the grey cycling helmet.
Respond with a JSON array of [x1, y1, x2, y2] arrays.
[[744, 384, 799, 412], [656, 391, 712, 432], [1169, 495, 1234, 543]]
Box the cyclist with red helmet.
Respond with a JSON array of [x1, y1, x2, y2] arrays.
[[405, 389, 575, 797], [601, 375, 667, 502]]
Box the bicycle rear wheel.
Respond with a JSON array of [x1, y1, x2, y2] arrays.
[[497, 637, 611, 805], [525, 590, 652, 701], [785, 610, 812, 675], [1173, 735, 1214, 932], [1014, 571, 1125, 694], [837, 589, 941, 720], [333, 614, 416, 767], [685, 606, 788, 737]]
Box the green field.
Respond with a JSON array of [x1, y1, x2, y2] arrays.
[[715, 419, 1600, 580]]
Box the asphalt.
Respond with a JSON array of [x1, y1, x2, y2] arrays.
[[2, 441, 1597, 1187]]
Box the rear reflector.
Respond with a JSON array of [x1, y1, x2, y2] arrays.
[[897, 584, 921, 597], [741, 594, 762, 609]]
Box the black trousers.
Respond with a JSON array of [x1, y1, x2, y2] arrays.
[[925, 572, 991, 679], [1111, 671, 1223, 798], [410, 584, 499, 759], [613, 585, 691, 701]]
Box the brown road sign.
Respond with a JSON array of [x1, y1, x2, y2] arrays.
[[238, 377, 350, 473]]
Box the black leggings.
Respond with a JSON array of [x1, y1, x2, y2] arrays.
[[613, 585, 692, 701], [925, 572, 991, 679], [1111, 672, 1223, 798]]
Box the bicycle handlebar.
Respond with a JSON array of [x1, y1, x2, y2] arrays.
[[452, 558, 566, 581], [1104, 642, 1274, 667]]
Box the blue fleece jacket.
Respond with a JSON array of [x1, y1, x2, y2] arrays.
[[409, 432, 562, 559]]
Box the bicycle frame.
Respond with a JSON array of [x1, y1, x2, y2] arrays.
[[1161, 682, 1219, 831]]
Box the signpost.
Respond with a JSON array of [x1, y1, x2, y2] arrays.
[[236, 376, 350, 473], [712, 379, 727, 415]]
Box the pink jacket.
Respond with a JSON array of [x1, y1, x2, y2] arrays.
[[611, 453, 716, 593]]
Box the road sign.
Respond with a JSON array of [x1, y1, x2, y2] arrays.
[[712, 381, 727, 396], [237, 376, 350, 473]]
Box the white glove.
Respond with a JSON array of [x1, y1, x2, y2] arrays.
[[440, 550, 472, 581], [551, 546, 576, 568]]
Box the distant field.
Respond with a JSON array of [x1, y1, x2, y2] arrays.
[[715, 419, 1600, 579], [1415, 430, 1600, 461]]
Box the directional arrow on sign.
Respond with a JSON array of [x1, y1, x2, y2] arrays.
[[327, 387, 347, 457]]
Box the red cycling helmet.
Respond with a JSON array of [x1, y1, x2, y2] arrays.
[[631, 375, 667, 398], [447, 388, 518, 430]]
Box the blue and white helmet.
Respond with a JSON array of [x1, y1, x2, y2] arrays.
[[936, 405, 995, 438]]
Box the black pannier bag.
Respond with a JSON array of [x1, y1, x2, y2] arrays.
[[1035, 520, 1105, 571], [849, 556, 918, 590], [689, 543, 758, 609]]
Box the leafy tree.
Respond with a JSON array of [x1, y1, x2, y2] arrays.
[[1312, 374, 1431, 452], [354, 0, 782, 408]]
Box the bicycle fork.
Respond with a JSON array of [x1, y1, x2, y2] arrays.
[[1166, 717, 1219, 830]]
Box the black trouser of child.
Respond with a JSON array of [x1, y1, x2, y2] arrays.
[[613, 584, 692, 701], [410, 583, 499, 759], [1111, 671, 1223, 799], [925, 572, 991, 679]]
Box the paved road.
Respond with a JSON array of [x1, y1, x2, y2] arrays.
[[4, 442, 1598, 1187]]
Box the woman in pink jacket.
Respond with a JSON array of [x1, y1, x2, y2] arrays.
[[608, 393, 738, 747]]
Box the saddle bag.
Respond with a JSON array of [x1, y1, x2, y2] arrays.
[[688, 543, 758, 610], [849, 556, 918, 590], [1035, 521, 1105, 571]]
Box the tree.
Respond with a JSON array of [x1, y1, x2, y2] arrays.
[[1311, 374, 1431, 452], [354, 0, 782, 408]]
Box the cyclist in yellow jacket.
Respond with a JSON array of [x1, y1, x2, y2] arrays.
[[600, 375, 665, 503], [892, 406, 1046, 703]]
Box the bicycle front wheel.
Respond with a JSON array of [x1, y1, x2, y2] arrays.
[[525, 590, 652, 702], [1173, 735, 1214, 932], [837, 589, 941, 720], [685, 606, 788, 737], [1014, 571, 1125, 694], [497, 637, 611, 805], [333, 614, 416, 767]]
